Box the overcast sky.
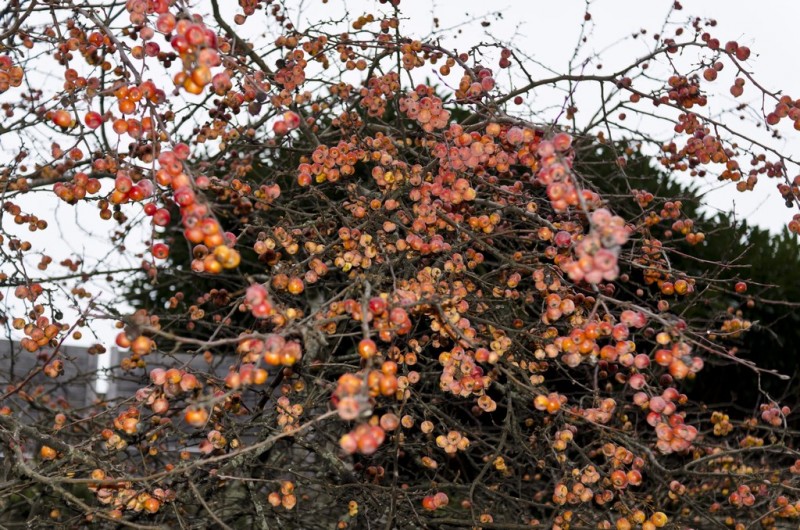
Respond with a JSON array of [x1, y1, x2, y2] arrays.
[[282, 0, 800, 232]]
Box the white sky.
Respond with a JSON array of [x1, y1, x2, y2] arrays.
[[288, 0, 800, 231]]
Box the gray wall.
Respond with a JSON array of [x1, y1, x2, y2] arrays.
[[0, 339, 98, 408], [1, 339, 266, 410]]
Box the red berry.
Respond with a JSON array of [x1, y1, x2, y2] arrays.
[[736, 46, 751, 61], [114, 174, 133, 193], [273, 120, 289, 135], [84, 111, 103, 129], [152, 243, 170, 259], [368, 297, 387, 315], [153, 208, 171, 227]]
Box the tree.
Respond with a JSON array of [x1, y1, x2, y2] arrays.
[[579, 142, 800, 414], [2, 1, 800, 528]]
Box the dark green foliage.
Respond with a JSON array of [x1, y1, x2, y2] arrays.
[[579, 141, 800, 416]]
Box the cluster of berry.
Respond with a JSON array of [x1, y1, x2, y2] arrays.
[[562, 208, 631, 284], [399, 86, 450, 132]]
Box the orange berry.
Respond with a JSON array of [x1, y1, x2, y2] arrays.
[[183, 77, 203, 95], [421, 496, 438, 511], [112, 118, 128, 134], [52, 109, 72, 128], [191, 65, 212, 86], [130, 335, 153, 355], [118, 99, 135, 114], [143, 498, 161, 513], [546, 399, 561, 414], [115, 332, 131, 349], [610, 470, 628, 488], [616, 518, 632, 530], [287, 277, 304, 295], [358, 338, 378, 359], [650, 512, 668, 527], [379, 375, 398, 396], [40, 445, 57, 460], [184, 407, 209, 428]]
